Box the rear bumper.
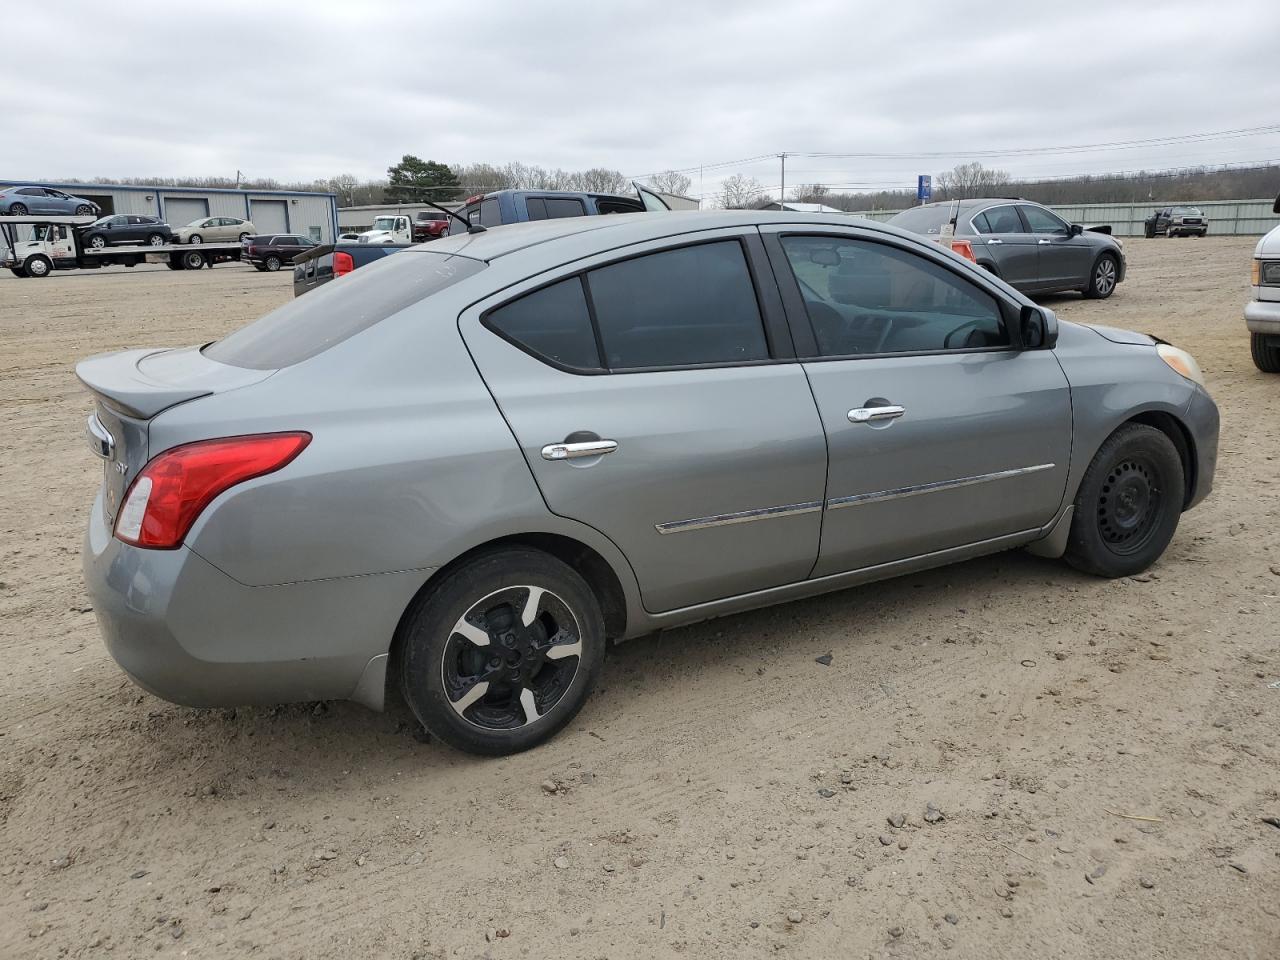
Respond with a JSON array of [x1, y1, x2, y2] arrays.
[[1184, 385, 1219, 510], [1245, 298, 1280, 334], [82, 489, 423, 710]]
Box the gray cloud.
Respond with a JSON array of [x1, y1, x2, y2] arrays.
[[3, 0, 1278, 203]]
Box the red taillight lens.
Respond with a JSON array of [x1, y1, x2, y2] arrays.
[[114, 433, 311, 549], [334, 251, 354, 276], [950, 239, 977, 262]]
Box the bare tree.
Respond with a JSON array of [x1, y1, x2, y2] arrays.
[[720, 174, 764, 209], [328, 173, 358, 204], [649, 170, 693, 196], [791, 183, 830, 204], [935, 162, 1012, 200], [574, 167, 630, 193]]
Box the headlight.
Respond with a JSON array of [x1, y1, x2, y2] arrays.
[[1157, 343, 1204, 386]]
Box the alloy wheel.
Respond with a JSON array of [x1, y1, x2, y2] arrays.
[[89, 235, 106, 248], [441, 585, 583, 730], [1094, 258, 1117, 296]]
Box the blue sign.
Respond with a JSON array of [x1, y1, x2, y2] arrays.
[[917, 175, 932, 203]]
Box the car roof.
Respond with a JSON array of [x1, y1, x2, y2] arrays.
[[419, 209, 938, 263]]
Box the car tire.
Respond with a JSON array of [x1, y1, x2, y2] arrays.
[[10, 266, 28, 278], [9, 202, 28, 216], [1250, 332, 1280, 373], [1083, 253, 1119, 299], [253, 264, 268, 272], [183, 251, 206, 270], [1064, 423, 1184, 579], [189, 234, 203, 245], [74, 204, 94, 216], [264, 255, 282, 272], [23, 255, 52, 278], [398, 547, 606, 756], [146, 233, 165, 247], [166, 262, 182, 270], [1143, 223, 1154, 238], [87, 234, 107, 249]]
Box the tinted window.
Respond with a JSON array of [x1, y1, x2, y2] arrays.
[[1019, 204, 1067, 234], [886, 206, 952, 236], [970, 211, 993, 234], [596, 198, 643, 215], [780, 236, 1009, 356], [17, 187, 43, 196], [204, 252, 485, 369], [586, 241, 769, 370], [480, 198, 501, 226], [485, 277, 600, 370], [524, 197, 548, 220], [981, 205, 1024, 234], [544, 198, 585, 219]]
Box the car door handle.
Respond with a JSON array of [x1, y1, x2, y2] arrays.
[[541, 440, 619, 461], [987, 238, 1003, 245], [848, 405, 905, 424], [1038, 238, 1052, 245]]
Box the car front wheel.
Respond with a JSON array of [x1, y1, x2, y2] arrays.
[[1064, 423, 1184, 578], [146, 233, 165, 246], [398, 547, 606, 755], [23, 255, 52, 278], [75, 204, 94, 216], [188, 234, 203, 244], [1251, 332, 1280, 373], [88, 234, 107, 249], [1084, 253, 1119, 299]]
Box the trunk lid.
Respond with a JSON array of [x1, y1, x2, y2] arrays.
[[77, 346, 275, 523]]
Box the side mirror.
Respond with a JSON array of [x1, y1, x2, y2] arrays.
[[1019, 304, 1058, 350], [1069, 222, 1083, 237]]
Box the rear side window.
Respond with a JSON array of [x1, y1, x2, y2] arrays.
[[204, 252, 485, 370], [544, 198, 585, 219], [484, 277, 601, 371], [525, 197, 548, 220], [587, 241, 768, 369], [480, 198, 501, 226]]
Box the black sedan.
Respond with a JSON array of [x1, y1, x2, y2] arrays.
[[888, 199, 1126, 299], [80, 215, 174, 249]]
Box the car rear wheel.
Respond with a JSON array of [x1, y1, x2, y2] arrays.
[[188, 234, 203, 244], [1064, 423, 1184, 578], [1251, 332, 1280, 373], [264, 255, 281, 271], [9, 202, 28, 216], [10, 266, 28, 278], [146, 233, 165, 246], [183, 251, 206, 270], [1083, 253, 1119, 299], [87, 234, 107, 249], [398, 547, 606, 755], [23, 255, 52, 278]]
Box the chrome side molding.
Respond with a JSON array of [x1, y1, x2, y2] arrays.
[[655, 500, 823, 535], [828, 463, 1055, 510]]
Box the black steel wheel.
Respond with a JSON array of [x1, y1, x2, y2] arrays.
[[399, 547, 605, 755], [1065, 423, 1184, 577]]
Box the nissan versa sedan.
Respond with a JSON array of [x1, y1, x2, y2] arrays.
[[79, 211, 1217, 755], [889, 199, 1126, 299]]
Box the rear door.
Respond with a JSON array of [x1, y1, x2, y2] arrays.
[[460, 229, 828, 613], [970, 204, 1041, 290], [764, 225, 1072, 576], [1019, 204, 1092, 289]]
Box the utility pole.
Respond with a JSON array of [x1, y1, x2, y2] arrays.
[[779, 152, 786, 210], [235, 169, 243, 190]]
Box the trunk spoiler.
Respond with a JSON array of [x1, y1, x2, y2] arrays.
[[76, 346, 272, 419]]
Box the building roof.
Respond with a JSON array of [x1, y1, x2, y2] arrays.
[[0, 179, 336, 199]]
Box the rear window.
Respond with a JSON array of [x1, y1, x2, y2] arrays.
[[886, 206, 953, 236], [204, 252, 484, 369]]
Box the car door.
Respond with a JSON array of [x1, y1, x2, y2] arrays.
[[43, 189, 71, 214], [21, 188, 55, 214], [1019, 203, 1094, 290], [762, 225, 1072, 577], [459, 229, 829, 613], [970, 204, 1042, 290]]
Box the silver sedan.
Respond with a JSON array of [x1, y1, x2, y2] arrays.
[[79, 211, 1217, 754]]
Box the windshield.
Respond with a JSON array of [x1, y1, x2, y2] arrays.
[[1171, 206, 1203, 215], [418, 212, 446, 221], [886, 206, 953, 235], [372, 217, 399, 231], [185, 218, 209, 227]]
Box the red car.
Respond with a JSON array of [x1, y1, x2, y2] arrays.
[[412, 211, 450, 242]]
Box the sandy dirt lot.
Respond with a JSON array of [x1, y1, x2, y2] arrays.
[[1, 239, 1278, 959]]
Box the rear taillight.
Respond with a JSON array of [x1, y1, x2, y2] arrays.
[[115, 433, 311, 549], [248, 244, 257, 254], [334, 251, 354, 276], [950, 239, 977, 262]]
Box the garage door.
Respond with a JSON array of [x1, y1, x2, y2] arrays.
[[250, 199, 288, 234], [164, 197, 209, 227]]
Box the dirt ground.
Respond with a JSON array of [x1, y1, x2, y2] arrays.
[[1, 238, 1277, 960]]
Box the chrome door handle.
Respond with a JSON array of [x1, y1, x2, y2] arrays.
[[987, 238, 1003, 245], [541, 440, 618, 461], [848, 405, 905, 423], [1037, 238, 1052, 245], [86, 413, 114, 460]]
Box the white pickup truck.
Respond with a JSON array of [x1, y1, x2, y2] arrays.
[[1246, 193, 1280, 372], [351, 215, 412, 245]]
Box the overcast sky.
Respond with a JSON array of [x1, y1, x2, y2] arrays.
[[4, 0, 1279, 204]]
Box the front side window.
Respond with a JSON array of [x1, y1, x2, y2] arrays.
[[485, 277, 601, 371], [1020, 204, 1068, 234], [780, 235, 1010, 356], [587, 241, 769, 369]]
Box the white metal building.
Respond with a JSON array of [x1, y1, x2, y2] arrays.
[[0, 180, 339, 245]]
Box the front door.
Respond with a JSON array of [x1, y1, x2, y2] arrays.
[[1019, 204, 1094, 290], [460, 230, 828, 612], [764, 226, 1073, 577], [971, 203, 1042, 290]]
